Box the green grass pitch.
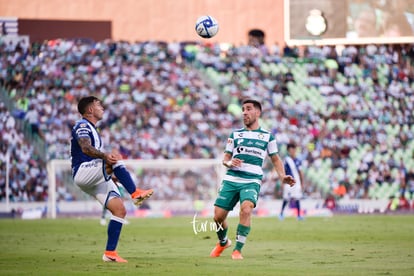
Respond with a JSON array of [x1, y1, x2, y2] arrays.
[[1, 215, 413, 275]]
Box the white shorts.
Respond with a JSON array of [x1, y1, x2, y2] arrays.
[[282, 183, 302, 200], [73, 159, 120, 207]]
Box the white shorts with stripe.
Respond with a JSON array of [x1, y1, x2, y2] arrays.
[[282, 183, 302, 200], [73, 159, 120, 207]]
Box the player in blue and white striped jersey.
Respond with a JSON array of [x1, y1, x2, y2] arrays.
[[71, 96, 153, 263], [279, 142, 305, 221]]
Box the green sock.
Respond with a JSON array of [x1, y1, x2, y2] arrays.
[[217, 227, 228, 246], [234, 224, 250, 252]]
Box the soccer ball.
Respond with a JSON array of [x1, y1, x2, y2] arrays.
[[195, 15, 219, 38]]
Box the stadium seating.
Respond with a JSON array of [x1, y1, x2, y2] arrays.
[[0, 39, 413, 203]]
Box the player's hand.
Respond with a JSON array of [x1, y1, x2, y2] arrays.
[[231, 158, 243, 167], [282, 175, 296, 187], [104, 153, 119, 165], [111, 149, 123, 160]]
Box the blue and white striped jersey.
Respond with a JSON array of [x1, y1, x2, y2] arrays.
[[70, 118, 103, 177]]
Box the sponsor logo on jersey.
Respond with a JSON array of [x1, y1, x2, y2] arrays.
[[76, 129, 90, 136], [80, 160, 99, 168], [236, 147, 262, 157], [255, 141, 265, 147]]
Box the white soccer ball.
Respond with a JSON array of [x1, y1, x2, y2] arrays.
[[195, 15, 219, 38]]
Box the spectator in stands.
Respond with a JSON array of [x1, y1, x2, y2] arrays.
[[404, 168, 414, 199], [24, 104, 45, 140], [323, 193, 336, 210], [0, 38, 413, 203]]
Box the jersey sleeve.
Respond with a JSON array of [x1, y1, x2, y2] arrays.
[[296, 159, 302, 170], [284, 159, 292, 176], [74, 122, 91, 140], [224, 132, 234, 154], [267, 133, 279, 156]]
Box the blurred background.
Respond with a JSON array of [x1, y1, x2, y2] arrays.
[[0, 0, 413, 218]]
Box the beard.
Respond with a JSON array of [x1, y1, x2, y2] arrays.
[[244, 117, 256, 128]]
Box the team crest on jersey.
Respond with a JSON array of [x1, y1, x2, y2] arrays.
[[258, 133, 264, 140]]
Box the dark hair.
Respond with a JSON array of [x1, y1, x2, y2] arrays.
[[242, 98, 262, 112], [287, 142, 297, 150], [248, 29, 265, 45], [78, 96, 100, 115]]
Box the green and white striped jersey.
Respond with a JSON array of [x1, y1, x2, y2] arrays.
[[224, 127, 279, 185]]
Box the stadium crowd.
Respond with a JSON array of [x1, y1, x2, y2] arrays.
[[0, 102, 48, 202], [0, 38, 413, 205]]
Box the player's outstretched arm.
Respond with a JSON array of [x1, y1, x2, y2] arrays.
[[271, 154, 295, 186]]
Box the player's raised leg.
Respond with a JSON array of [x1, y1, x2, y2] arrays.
[[107, 160, 154, 206], [210, 206, 231, 257]]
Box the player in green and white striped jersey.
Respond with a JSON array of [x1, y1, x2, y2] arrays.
[[210, 99, 296, 260]]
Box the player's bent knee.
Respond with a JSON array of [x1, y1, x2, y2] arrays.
[[106, 198, 127, 218], [214, 215, 225, 223], [241, 200, 254, 208], [213, 206, 228, 223], [239, 201, 254, 216], [111, 206, 126, 218]]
